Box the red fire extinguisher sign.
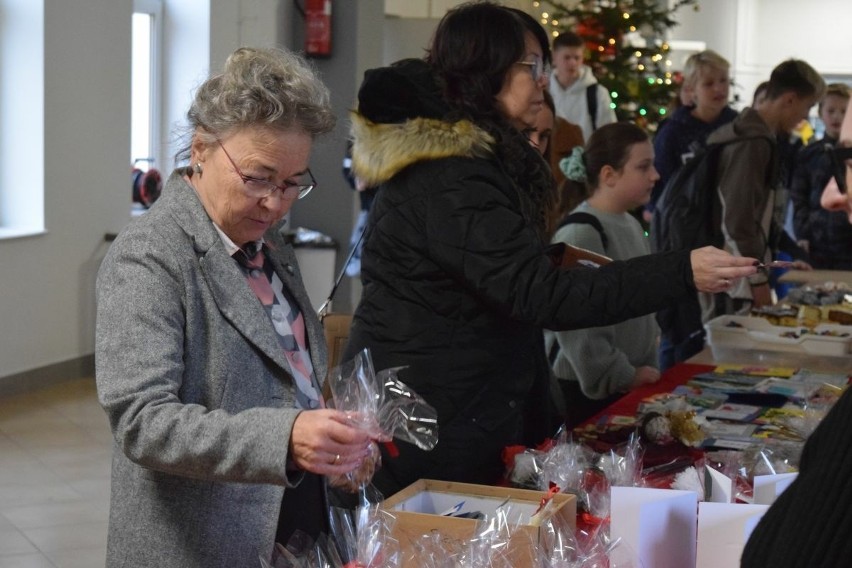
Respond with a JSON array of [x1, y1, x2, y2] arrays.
[[305, 0, 332, 57]]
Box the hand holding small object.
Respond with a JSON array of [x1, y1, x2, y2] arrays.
[[689, 247, 759, 294], [288, 409, 374, 476]]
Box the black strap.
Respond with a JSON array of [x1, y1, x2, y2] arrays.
[[318, 223, 365, 319], [586, 84, 598, 131], [555, 211, 608, 250]]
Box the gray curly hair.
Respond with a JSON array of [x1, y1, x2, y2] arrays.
[[176, 47, 335, 162]]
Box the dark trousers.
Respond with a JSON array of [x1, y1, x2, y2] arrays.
[[276, 471, 328, 547]]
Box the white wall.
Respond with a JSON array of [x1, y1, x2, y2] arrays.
[[670, 0, 852, 107], [0, 0, 131, 380]]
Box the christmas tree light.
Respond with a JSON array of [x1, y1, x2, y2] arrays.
[[539, 0, 699, 131]]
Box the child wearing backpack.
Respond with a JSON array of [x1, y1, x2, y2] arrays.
[[549, 31, 617, 142], [645, 49, 738, 220], [790, 83, 852, 269], [544, 122, 662, 427], [710, 60, 824, 309], [654, 59, 825, 370]]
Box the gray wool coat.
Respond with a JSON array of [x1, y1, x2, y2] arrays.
[[95, 170, 328, 567]]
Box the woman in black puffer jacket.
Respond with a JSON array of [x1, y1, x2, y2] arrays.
[[343, 1, 758, 497]]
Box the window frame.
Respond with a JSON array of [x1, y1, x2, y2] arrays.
[[132, 0, 164, 175]]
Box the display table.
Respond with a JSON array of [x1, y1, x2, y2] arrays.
[[687, 345, 851, 374], [580, 363, 714, 425], [777, 268, 852, 287], [579, 346, 850, 427]]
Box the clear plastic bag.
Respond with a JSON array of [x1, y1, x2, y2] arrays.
[[326, 349, 438, 491]]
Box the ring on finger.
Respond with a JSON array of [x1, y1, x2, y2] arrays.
[[333, 453, 341, 465]]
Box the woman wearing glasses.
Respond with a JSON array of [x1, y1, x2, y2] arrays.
[[344, 1, 758, 496], [95, 47, 375, 567]]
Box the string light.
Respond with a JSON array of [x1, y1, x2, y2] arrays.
[[534, 0, 695, 125]]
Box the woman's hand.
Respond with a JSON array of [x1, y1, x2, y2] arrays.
[[288, 409, 375, 476], [630, 366, 661, 390], [689, 246, 758, 294]]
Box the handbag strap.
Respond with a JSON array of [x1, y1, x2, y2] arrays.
[[317, 225, 365, 320]]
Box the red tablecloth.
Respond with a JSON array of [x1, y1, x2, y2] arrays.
[[580, 363, 715, 426]]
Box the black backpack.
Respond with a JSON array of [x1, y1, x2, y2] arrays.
[[651, 133, 775, 345], [650, 134, 774, 253]]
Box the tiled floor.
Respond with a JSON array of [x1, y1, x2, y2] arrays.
[[0, 378, 111, 568]]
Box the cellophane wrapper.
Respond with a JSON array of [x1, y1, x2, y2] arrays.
[[326, 349, 438, 491], [539, 431, 644, 519]]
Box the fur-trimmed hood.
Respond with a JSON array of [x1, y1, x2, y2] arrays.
[[349, 112, 494, 186], [350, 57, 494, 186]]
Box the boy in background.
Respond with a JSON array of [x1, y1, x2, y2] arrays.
[[708, 59, 824, 311], [646, 50, 738, 219], [549, 31, 616, 142], [790, 83, 852, 269]]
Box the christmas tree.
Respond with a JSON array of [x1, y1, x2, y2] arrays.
[[537, 0, 699, 131]]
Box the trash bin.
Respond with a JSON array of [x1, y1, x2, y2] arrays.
[[284, 227, 337, 312]]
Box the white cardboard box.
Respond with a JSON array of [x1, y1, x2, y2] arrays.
[[380, 479, 576, 567], [705, 315, 851, 356]]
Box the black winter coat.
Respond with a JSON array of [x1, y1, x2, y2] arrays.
[[344, 59, 697, 495]]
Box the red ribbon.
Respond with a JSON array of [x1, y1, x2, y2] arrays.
[[383, 440, 399, 458], [534, 482, 561, 516]]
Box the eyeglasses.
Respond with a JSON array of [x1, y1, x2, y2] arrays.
[[825, 143, 852, 195], [216, 139, 316, 200], [516, 55, 551, 83]]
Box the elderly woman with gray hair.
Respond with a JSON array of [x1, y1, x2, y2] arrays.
[[96, 47, 375, 567]]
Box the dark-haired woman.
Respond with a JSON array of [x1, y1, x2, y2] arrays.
[[344, 1, 757, 496]]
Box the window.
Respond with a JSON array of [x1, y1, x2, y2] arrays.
[[0, 1, 45, 237], [131, 0, 163, 208]]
